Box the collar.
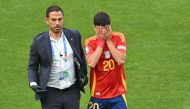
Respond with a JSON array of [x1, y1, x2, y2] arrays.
[[49, 30, 64, 41]]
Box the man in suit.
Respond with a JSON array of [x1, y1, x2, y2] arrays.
[[28, 5, 88, 109]]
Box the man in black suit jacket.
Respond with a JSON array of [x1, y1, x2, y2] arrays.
[[28, 5, 88, 109]]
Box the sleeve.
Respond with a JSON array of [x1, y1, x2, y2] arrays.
[[77, 31, 88, 86], [116, 32, 127, 53], [28, 37, 40, 83], [84, 38, 95, 56]]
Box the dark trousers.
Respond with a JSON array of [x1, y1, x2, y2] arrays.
[[40, 85, 80, 109]]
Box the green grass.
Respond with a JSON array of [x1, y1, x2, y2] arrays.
[[0, 0, 190, 109]]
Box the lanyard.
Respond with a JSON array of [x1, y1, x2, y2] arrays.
[[62, 34, 67, 58], [51, 34, 67, 59]]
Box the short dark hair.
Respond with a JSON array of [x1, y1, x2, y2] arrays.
[[94, 12, 111, 26], [46, 5, 64, 17]]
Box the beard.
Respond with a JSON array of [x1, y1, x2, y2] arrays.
[[53, 27, 62, 33]]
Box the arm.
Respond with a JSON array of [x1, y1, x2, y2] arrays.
[[105, 25, 126, 65], [28, 37, 40, 86], [28, 36, 48, 93], [86, 46, 103, 68], [106, 39, 126, 65], [86, 37, 105, 68], [85, 26, 105, 68], [78, 32, 87, 75], [77, 31, 88, 86]]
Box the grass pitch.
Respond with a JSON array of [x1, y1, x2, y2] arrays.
[[0, 0, 189, 109]]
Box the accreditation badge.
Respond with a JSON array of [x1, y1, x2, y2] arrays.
[[58, 71, 71, 88]]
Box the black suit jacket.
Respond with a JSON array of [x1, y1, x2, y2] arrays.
[[28, 28, 88, 100]]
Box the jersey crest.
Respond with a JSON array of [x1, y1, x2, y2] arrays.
[[104, 51, 111, 59]]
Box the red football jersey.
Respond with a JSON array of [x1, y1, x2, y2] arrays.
[[85, 32, 127, 99]]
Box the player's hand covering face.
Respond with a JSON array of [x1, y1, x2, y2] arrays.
[[105, 25, 112, 40], [94, 25, 112, 39]]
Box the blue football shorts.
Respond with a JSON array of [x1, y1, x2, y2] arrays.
[[87, 94, 128, 109]]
